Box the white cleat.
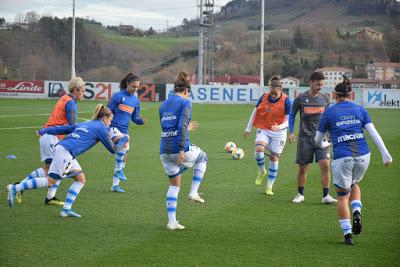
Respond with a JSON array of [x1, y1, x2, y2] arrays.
[[167, 221, 185, 231], [292, 193, 305, 203], [322, 194, 338, 204], [188, 193, 205, 203]]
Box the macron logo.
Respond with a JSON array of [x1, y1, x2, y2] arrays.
[[368, 91, 382, 104]]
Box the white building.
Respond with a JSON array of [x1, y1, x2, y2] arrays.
[[281, 77, 299, 88], [315, 67, 353, 88]]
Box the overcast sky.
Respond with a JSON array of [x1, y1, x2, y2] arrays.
[[0, 0, 231, 30]]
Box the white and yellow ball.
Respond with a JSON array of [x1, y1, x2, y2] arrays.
[[232, 148, 244, 160], [225, 142, 237, 153]]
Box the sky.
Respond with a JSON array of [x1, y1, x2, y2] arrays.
[[0, 0, 231, 30]]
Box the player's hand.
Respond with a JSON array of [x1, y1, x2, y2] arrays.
[[271, 124, 280, 131], [189, 121, 199, 131], [36, 131, 40, 137], [288, 133, 296, 143], [383, 154, 392, 167], [243, 131, 250, 139], [142, 117, 148, 124], [176, 151, 185, 165]]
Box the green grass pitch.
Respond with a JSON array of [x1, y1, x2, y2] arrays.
[[0, 99, 399, 266]]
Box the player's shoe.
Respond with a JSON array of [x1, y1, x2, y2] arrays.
[[114, 169, 127, 181], [343, 234, 354, 245], [45, 197, 65, 206], [352, 211, 362, 235], [167, 221, 185, 230], [111, 185, 125, 193], [292, 193, 305, 203], [6, 183, 23, 204], [60, 208, 82, 218], [7, 184, 16, 208], [188, 193, 205, 203], [322, 194, 337, 204], [255, 170, 267, 186], [265, 186, 274, 195]]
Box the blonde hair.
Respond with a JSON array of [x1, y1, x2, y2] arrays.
[[68, 76, 85, 93], [173, 70, 191, 92], [92, 104, 112, 120]]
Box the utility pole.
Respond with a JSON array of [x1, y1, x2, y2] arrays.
[[260, 0, 265, 87], [198, 0, 215, 84], [71, 0, 76, 78], [198, 0, 204, 84]]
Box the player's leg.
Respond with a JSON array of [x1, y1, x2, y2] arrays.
[[293, 136, 313, 203], [161, 154, 185, 230], [265, 133, 286, 195], [109, 128, 128, 192], [60, 162, 85, 218], [316, 146, 336, 203], [332, 157, 354, 245], [254, 130, 268, 186], [187, 145, 207, 203]]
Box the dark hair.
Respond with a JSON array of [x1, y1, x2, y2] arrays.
[[92, 104, 112, 120], [269, 76, 282, 88], [310, 72, 325, 81], [334, 75, 352, 97], [174, 71, 191, 93], [120, 73, 139, 89]]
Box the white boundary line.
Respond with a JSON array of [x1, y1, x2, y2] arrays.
[[0, 112, 94, 118], [0, 126, 41, 130]]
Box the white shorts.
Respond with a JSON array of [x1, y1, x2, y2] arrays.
[[160, 144, 205, 178], [255, 128, 287, 155], [39, 134, 60, 162], [331, 153, 370, 189], [48, 145, 82, 180], [109, 127, 130, 150]]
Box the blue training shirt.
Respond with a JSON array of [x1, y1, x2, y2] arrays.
[[38, 120, 116, 158], [107, 89, 144, 134], [318, 101, 371, 159], [159, 94, 192, 154]]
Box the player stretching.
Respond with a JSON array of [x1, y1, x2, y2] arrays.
[[289, 72, 337, 204], [244, 76, 292, 195], [7, 77, 85, 206], [107, 73, 146, 193], [7, 105, 129, 217], [315, 76, 392, 245], [159, 71, 208, 230]]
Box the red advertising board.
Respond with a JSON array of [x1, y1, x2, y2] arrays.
[[0, 80, 44, 93]]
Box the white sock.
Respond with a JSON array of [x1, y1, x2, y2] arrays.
[[63, 181, 84, 210], [46, 180, 61, 199], [255, 151, 266, 172], [267, 161, 279, 188], [350, 200, 362, 214], [19, 168, 46, 184], [114, 149, 126, 172], [112, 177, 120, 187], [191, 159, 207, 195], [339, 219, 352, 235], [16, 177, 48, 192], [166, 185, 180, 224]]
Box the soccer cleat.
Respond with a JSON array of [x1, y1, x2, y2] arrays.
[[352, 211, 362, 235], [111, 185, 125, 193], [265, 186, 274, 195], [188, 193, 205, 203], [114, 169, 127, 181], [6, 183, 23, 204], [255, 170, 267, 186], [7, 184, 16, 208], [322, 194, 338, 204], [45, 197, 65, 206], [343, 233, 354, 245], [292, 193, 305, 203], [60, 208, 82, 218], [167, 221, 185, 230]]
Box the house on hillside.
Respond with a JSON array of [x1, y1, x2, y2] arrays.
[[352, 78, 400, 89], [315, 67, 353, 88], [119, 25, 134, 35], [367, 62, 400, 80], [355, 28, 384, 41], [281, 77, 299, 88]]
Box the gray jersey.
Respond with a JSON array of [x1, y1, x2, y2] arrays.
[[291, 91, 330, 137]]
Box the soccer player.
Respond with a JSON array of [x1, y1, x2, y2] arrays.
[[7, 104, 129, 217], [159, 71, 208, 230], [289, 72, 337, 204], [244, 76, 292, 195], [7, 77, 85, 206], [315, 76, 392, 245], [107, 73, 146, 193]]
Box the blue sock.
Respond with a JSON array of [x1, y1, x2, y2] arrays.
[[255, 151, 266, 172], [298, 186, 304, 195], [16, 178, 48, 192], [267, 161, 278, 188], [19, 168, 46, 184], [350, 200, 362, 214], [323, 188, 329, 197], [114, 149, 126, 172], [339, 219, 352, 235], [46, 180, 61, 199], [166, 186, 180, 223], [63, 182, 84, 209]]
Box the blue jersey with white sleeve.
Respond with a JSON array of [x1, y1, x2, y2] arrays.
[[107, 89, 144, 134], [159, 95, 191, 154], [38, 120, 115, 158], [318, 101, 371, 159]]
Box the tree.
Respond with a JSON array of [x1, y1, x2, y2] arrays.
[[25, 11, 40, 24], [0, 17, 5, 27], [292, 26, 305, 48]]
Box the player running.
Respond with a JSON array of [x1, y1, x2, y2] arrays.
[[107, 73, 147, 193], [7, 77, 85, 206], [159, 71, 208, 230], [289, 72, 337, 204], [315, 76, 392, 245], [244, 76, 292, 195], [7, 104, 129, 217]]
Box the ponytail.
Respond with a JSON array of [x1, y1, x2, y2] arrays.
[[334, 75, 352, 97], [174, 70, 191, 93], [92, 104, 112, 120]]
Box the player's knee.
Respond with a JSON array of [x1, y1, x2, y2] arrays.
[[255, 143, 265, 153], [75, 173, 86, 184]]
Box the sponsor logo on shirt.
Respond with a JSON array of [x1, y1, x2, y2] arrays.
[[161, 130, 178, 138], [337, 133, 364, 143], [161, 112, 177, 122], [304, 107, 325, 114], [118, 104, 134, 113]]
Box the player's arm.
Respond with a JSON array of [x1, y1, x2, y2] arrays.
[[107, 93, 119, 113], [131, 103, 145, 125], [288, 97, 299, 143], [38, 125, 76, 136], [314, 110, 331, 148], [244, 108, 256, 138], [98, 127, 118, 154], [65, 100, 77, 125]]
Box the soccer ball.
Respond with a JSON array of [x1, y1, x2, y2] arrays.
[[232, 148, 244, 160], [225, 141, 237, 153]]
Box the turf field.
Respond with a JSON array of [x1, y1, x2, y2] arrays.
[[0, 99, 399, 266]]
